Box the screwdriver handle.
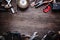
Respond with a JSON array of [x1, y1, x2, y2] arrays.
[[43, 5, 51, 13], [11, 7, 15, 13]]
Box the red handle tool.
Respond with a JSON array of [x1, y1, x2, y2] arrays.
[[43, 5, 51, 13]]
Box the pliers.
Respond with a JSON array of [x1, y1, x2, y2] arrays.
[[34, 0, 52, 13], [34, 0, 44, 8]]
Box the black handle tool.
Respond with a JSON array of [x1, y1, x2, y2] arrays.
[[34, 0, 44, 8]]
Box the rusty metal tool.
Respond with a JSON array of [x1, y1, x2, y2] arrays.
[[34, 0, 43, 8], [6, 0, 15, 13]]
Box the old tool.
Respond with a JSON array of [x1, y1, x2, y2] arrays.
[[0, 0, 8, 12], [51, 0, 60, 11], [0, 36, 5, 40], [43, 3, 51, 13], [17, 0, 29, 9], [43, 5, 51, 13], [0, 0, 2, 5], [21, 32, 38, 40], [5, 0, 15, 13], [41, 31, 60, 40], [2, 31, 22, 40], [34, 0, 44, 8], [29, 32, 38, 40], [30, 0, 37, 7]]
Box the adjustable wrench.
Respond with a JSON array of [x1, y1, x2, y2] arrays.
[[6, 0, 15, 13]]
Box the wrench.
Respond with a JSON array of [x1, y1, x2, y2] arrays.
[[6, 0, 15, 13], [6, 0, 11, 4], [29, 32, 38, 40]]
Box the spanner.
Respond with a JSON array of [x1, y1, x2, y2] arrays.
[[6, 0, 15, 13], [29, 32, 38, 40]]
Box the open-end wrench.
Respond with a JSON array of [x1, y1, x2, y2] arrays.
[[6, 0, 15, 13], [6, 0, 11, 4], [29, 32, 38, 40]]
